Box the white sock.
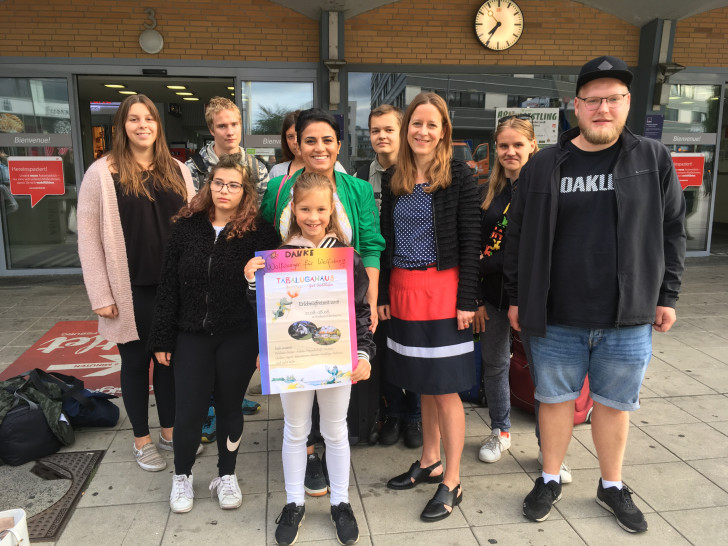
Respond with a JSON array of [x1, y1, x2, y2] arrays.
[[542, 472, 560, 484], [602, 479, 622, 490]]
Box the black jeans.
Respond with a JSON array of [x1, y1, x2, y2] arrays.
[[172, 329, 258, 476], [117, 284, 175, 438]]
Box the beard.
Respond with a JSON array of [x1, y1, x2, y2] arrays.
[[579, 119, 625, 146]]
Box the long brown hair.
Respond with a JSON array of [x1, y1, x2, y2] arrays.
[[482, 117, 538, 210], [391, 92, 452, 196], [174, 154, 258, 239], [285, 172, 347, 244], [107, 94, 187, 200]]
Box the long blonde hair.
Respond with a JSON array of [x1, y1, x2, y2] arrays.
[[285, 172, 347, 244], [391, 92, 452, 196], [107, 94, 187, 200], [481, 117, 538, 210]]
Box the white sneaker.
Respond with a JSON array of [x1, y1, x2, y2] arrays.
[[209, 474, 243, 509], [479, 428, 511, 463], [537, 450, 573, 484], [158, 433, 203, 456], [170, 474, 194, 513]]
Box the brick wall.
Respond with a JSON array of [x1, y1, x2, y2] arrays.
[[674, 7, 728, 67], [0, 0, 318, 61], [345, 0, 639, 66]]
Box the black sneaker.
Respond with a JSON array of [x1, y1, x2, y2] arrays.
[[596, 480, 648, 533], [330, 502, 359, 545], [275, 503, 305, 545], [379, 416, 402, 445], [522, 477, 562, 522], [304, 453, 328, 497], [403, 421, 423, 449]]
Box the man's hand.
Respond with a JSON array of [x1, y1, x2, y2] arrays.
[[351, 359, 371, 382], [653, 306, 677, 332], [473, 305, 488, 334], [94, 304, 118, 319], [155, 351, 171, 366], [508, 305, 520, 331]]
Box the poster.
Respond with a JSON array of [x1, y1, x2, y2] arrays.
[[671, 153, 705, 190], [495, 107, 559, 148], [8, 156, 65, 207], [255, 247, 357, 395]]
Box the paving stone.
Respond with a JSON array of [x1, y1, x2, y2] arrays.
[[709, 420, 728, 435], [630, 398, 701, 427], [622, 462, 728, 511], [568, 512, 689, 545], [461, 436, 525, 477], [471, 519, 585, 545], [463, 405, 490, 438], [641, 359, 716, 397], [666, 394, 728, 422], [376, 527, 478, 545], [460, 473, 552, 526], [573, 425, 680, 466], [350, 438, 423, 486], [639, 422, 728, 460], [688, 457, 728, 491], [661, 506, 728, 544]]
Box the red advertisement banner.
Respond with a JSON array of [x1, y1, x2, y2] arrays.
[[8, 156, 65, 207], [671, 153, 705, 190]]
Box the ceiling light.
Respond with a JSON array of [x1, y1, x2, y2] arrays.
[[119, 90, 137, 95], [183, 97, 200, 101], [175, 92, 193, 96], [167, 85, 187, 90], [105, 84, 125, 89], [227, 86, 235, 90]]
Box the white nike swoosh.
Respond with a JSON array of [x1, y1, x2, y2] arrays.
[[227, 435, 242, 452]]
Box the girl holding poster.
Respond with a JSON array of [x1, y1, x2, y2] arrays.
[[378, 92, 480, 522], [149, 155, 278, 514], [245, 172, 375, 546]]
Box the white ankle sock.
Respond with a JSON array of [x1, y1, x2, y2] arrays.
[[542, 472, 560, 484], [602, 479, 622, 490]]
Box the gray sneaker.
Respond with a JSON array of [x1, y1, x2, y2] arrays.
[[133, 442, 166, 472], [158, 433, 203, 456]]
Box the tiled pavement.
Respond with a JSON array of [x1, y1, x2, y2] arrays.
[[1, 256, 727, 545]]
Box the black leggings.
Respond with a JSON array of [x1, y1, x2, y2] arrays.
[[173, 329, 258, 476], [117, 284, 175, 438]]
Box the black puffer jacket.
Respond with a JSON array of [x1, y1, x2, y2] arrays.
[[150, 212, 279, 352], [379, 159, 480, 311]]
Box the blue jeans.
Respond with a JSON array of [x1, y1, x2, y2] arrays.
[[528, 323, 652, 411], [480, 301, 511, 431]]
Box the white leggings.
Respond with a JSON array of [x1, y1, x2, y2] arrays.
[[280, 384, 351, 506]]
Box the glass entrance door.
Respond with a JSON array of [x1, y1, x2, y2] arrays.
[[0, 76, 79, 269]]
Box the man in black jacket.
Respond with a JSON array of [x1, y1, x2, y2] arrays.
[[504, 56, 686, 533]]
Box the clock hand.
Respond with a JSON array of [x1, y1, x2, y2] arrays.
[[485, 21, 501, 46]]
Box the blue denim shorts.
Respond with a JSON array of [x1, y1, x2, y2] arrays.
[[528, 323, 652, 411]]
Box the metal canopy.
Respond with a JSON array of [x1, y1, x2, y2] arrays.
[[269, 0, 728, 26]]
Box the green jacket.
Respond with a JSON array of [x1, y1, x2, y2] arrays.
[[260, 169, 384, 270]]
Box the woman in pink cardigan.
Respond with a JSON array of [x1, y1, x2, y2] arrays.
[[78, 94, 197, 472]]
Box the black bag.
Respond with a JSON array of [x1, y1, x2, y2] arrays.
[[459, 340, 486, 405], [0, 392, 64, 466], [27, 370, 119, 428]]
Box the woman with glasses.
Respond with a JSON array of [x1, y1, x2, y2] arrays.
[[379, 92, 480, 522], [149, 154, 278, 513], [78, 94, 196, 473], [474, 114, 538, 465]]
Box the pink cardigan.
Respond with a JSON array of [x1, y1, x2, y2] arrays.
[[77, 156, 195, 344]]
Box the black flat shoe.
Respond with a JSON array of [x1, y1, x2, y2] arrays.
[[420, 483, 462, 522], [386, 460, 443, 490]]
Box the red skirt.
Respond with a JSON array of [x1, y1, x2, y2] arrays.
[[386, 266, 474, 395]]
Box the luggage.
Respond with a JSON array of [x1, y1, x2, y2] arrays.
[[0, 392, 65, 466], [509, 330, 593, 425], [459, 340, 486, 405], [347, 323, 384, 445]]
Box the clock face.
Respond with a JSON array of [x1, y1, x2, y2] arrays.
[[475, 0, 524, 51]]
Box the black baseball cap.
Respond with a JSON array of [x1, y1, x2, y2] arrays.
[[576, 56, 633, 94]]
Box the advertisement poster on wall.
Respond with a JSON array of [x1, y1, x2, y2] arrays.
[[254, 247, 357, 395], [495, 107, 560, 148]]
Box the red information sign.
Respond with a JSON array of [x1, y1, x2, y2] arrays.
[[8, 156, 65, 207], [671, 153, 705, 190], [0, 321, 149, 396]]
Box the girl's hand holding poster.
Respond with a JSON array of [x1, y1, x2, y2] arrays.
[[255, 247, 357, 394]]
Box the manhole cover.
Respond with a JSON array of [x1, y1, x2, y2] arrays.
[[26, 450, 104, 542]]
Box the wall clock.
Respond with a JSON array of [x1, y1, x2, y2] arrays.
[[475, 0, 524, 51]]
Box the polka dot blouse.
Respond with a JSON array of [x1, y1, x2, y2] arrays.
[[393, 183, 437, 269]]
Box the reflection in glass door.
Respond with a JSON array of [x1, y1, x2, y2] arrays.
[[240, 81, 314, 173], [0, 77, 79, 270]]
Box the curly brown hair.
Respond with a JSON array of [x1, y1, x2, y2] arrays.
[[174, 154, 258, 239]]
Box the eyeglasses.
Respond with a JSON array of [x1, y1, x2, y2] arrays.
[[498, 114, 533, 125], [210, 180, 243, 193], [576, 93, 629, 111]]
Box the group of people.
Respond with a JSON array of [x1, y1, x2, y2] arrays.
[[78, 55, 686, 544]]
